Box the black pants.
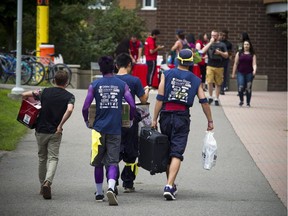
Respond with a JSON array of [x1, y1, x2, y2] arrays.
[[146, 60, 156, 86], [119, 122, 139, 188]]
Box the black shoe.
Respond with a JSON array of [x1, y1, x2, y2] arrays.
[[106, 188, 118, 206], [42, 182, 51, 200], [239, 101, 244, 106], [208, 98, 213, 104], [95, 194, 104, 202], [114, 186, 118, 196], [214, 100, 220, 106], [124, 187, 135, 193], [220, 90, 225, 95], [247, 103, 250, 107]]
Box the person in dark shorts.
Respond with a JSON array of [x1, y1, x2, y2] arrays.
[[82, 56, 135, 205], [152, 49, 214, 201], [115, 53, 150, 192], [22, 70, 75, 200]]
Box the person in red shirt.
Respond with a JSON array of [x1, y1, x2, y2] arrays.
[[129, 35, 143, 63], [144, 29, 164, 87]]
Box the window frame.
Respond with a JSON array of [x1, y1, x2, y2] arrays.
[[141, 0, 157, 10]]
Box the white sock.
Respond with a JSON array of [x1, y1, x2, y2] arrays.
[[96, 183, 103, 195], [165, 184, 173, 189], [108, 179, 116, 190]]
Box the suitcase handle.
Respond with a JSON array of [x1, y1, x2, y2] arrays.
[[146, 127, 157, 139]]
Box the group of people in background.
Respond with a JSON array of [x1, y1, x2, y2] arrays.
[[119, 29, 257, 107], [115, 28, 257, 107]]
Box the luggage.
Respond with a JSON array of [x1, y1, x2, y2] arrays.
[[138, 126, 170, 175]]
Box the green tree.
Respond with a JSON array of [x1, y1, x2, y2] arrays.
[[49, 1, 146, 68], [1, 0, 146, 69], [0, 0, 89, 51]]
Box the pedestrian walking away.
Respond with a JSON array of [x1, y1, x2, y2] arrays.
[[115, 53, 150, 193], [232, 40, 257, 107], [21, 70, 75, 200], [152, 49, 214, 201], [82, 56, 136, 206]]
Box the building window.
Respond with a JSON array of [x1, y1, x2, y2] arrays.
[[142, 0, 157, 10]]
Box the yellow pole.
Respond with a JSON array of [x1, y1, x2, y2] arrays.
[[36, 0, 49, 57]]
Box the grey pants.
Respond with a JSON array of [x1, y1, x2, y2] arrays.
[[35, 132, 62, 185]]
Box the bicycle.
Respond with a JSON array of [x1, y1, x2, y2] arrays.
[[22, 50, 72, 86], [0, 51, 32, 85]]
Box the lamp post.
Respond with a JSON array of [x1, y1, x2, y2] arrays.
[[11, 0, 24, 95]]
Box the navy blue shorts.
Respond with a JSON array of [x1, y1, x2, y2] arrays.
[[159, 110, 190, 161]]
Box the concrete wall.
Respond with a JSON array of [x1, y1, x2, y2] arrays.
[[70, 66, 102, 89]]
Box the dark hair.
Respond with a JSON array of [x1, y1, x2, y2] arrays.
[[186, 33, 195, 44], [239, 40, 255, 56], [241, 32, 250, 42], [197, 32, 204, 41], [116, 53, 132, 69], [151, 29, 160, 36], [98, 56, 114, 75], [54, 70, 69, 86], [115, 38, 130, 56], [206, 32, 211, 40], [222, 29, 229, 35]]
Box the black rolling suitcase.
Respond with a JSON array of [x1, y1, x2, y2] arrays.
[[138, 127, 170, 175]]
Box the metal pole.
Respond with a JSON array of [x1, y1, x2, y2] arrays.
[[11, 0, 24, 94]]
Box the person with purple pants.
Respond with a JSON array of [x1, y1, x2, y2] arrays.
[[82, 56, 135, 205]]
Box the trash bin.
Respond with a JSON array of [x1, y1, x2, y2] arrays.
[[40, 44, 54, 65]]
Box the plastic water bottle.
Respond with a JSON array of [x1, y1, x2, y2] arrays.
[[167, 55, 172, 64]]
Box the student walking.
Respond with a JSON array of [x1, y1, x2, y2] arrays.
[[232, 40, 257, 107], [115, 53, 150, 192], [201, 30, 228, 106], [82, 56, 135, 205], [22, 70, 75, 200], [152, 49, 214, 200]]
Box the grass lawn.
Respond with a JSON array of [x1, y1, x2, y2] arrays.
[[0, 89, 28, 151]]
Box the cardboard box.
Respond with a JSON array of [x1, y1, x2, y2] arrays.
[[88, 103, 130, 128], [17, 97, 41, 129]]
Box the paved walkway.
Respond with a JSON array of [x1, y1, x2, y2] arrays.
[[0, 85, 287, 215], [220, 91, 287, 207]]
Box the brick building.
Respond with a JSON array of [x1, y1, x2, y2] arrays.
[[120, 0, 287, 91]]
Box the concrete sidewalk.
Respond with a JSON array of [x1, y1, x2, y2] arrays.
[[0, 87, 286, 216], [220, 91, 287, 207]]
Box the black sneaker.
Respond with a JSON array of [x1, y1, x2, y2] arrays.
[[247, 103, 250, 107], [220, 90, 225, 95], [42, 184, 52, 199], [114, 186, 118, 196], [95, 194, 104, 202], [106, 188, 118, 206], [208, 98, 213, 104], [214, 100, 220, 106], [239, 101, 244, 106], [123, 187, 135, 193]]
